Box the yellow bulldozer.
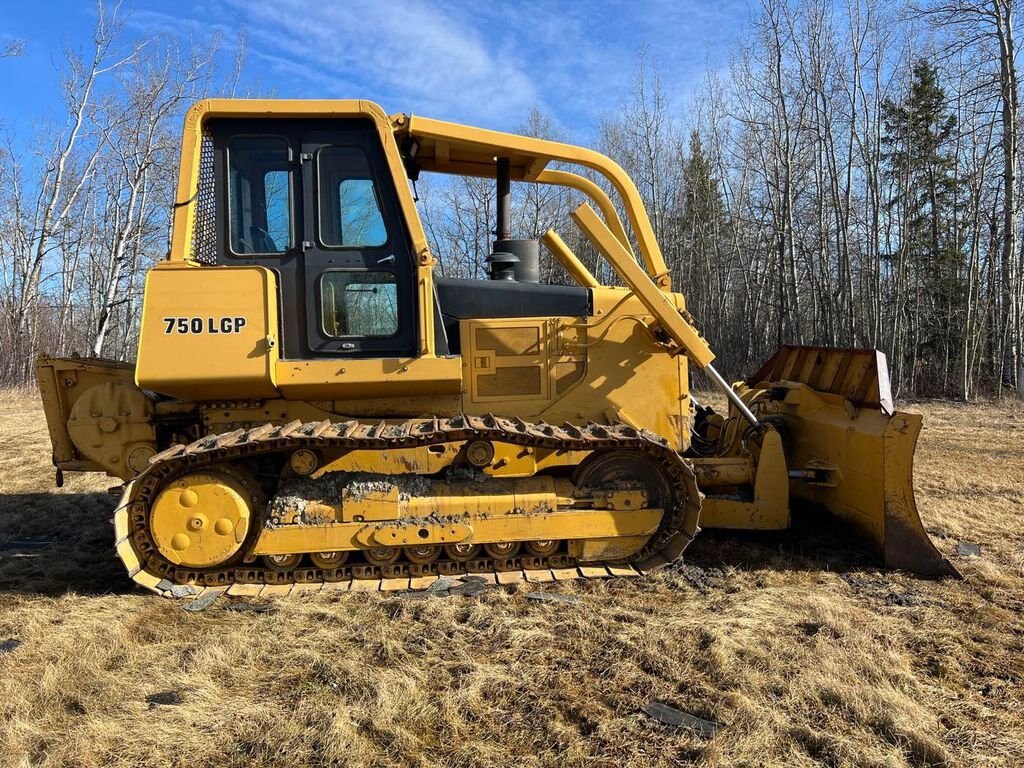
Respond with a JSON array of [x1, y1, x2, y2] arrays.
[[34, 99, 956, 596]]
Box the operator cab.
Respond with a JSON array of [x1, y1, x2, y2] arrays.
[[209, 118, 419, 359], [207, 118, 591, 362]]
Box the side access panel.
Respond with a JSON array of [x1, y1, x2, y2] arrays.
[[136, 263, 280, 400]]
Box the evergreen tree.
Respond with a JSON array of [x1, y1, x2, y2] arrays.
[[681, 131, 727, 269], [881, 59, 963, 394], [677, 132, 729, 323], [673, 131, 730, 351]]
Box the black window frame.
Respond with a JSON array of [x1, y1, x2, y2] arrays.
[[318, 268, 401, 340], [225, 134, 296, 258], [315, 145, 391, 251], [209, 117, 419, 360]]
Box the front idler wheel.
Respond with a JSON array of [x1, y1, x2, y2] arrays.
[[149, 470, 255, 569]]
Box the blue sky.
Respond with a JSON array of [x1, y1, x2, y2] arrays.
[[0, 0, 751, 140]]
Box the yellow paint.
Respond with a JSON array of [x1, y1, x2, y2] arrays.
[[313, 443, 462, 477], [535, 170, 634, 256], [397, 112, 672, 287], [35, 357, 138, 476], [357, 520, 474, 547], [466, 318, 553, 403], [308, 438, 592, 482], [32, 98, 944, 582], [65, 380, 156, 479], [149, 472, 252, 567], [253, 471, 658, 557], [254, 507, 662, 556], [572, 202, 715, 369], [170, 99, 440, 356], [125, 100, 695, 443], [541, 229, 600, 288], [754, 383, 923, 558], [698, 428, 790, 530], [693, 458, 754, 488], [274, 356, 462, 400], [452, 292, 687, 446], [340, 485, 400, 522], [136, 262, 280, 400], [574, 536, 651, 562], [324, 476, 569, 524], [115, 535, 142, 575]]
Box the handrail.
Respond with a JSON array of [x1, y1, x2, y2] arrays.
[[571, 202, 712, 367], [534, 169, 633, 257]]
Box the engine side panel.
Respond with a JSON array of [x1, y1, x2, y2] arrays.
[[460, 286, 691, 450], [135, 262, 280, 400]]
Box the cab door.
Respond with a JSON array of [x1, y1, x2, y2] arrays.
[[299, 130, 418, 358]]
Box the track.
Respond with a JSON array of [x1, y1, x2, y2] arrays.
[[114, 414, 702, 597]]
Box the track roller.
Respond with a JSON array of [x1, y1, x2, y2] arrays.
[[525, 540, 559, 556], [485, 541, 521, 558], [445, 543, 480, 561], [310, 551, 348, 569], [264, 553, 302, 571]]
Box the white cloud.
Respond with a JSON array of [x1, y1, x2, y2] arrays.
[[220, 0, 540, 127], [128, 0, 751, 135]]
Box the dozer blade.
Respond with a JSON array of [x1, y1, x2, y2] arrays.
[[748, 346, 959, 578]]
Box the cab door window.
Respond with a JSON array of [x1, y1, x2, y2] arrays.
[[317, 147, 387, 248], [321, 271, 398, 337], [227, 136, 292, 255]]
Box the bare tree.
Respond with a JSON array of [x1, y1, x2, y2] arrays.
[[1, 39, 24, 59], [914, 0, 1022, 394], [89, 37, 219, 356], [2, 0, 1022, 402], [1, 1, 139, 381]]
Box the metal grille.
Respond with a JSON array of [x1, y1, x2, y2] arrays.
[[189, 129, 217, 264]]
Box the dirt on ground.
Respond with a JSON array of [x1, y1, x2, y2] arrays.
[[0, 390, 1021, 768]]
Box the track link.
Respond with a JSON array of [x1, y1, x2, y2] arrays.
[[114, 414, 701, 597]]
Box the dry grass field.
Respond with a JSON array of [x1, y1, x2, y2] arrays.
[[0, 390, 1021, 768]]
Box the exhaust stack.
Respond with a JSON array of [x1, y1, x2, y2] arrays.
[[487, 156, 540, 283]]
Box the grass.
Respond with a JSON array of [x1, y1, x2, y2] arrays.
[[0, 391, 1022, 767]]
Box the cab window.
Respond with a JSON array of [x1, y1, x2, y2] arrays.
[[321, 271, 398, 337], [227, 136, 292, 255], [318, 147, 387, 248]]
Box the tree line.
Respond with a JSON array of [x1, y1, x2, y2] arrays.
[[2, 0, 1022, 399], [0, 3, 243, 386]]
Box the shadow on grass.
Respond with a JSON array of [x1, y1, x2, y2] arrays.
[[0, 491, 928, 597], [0, 492, 132, 596], [683, 505, 887, 576]]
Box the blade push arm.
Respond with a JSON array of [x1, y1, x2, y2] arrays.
[[571, 202, 760, 426]]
